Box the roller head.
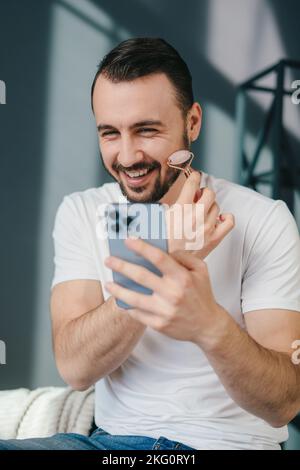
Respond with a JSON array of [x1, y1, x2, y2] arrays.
[[167, 150, 192, 165], [167, 150, 194, 177]]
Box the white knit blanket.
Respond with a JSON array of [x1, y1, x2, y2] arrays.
[[0, 386, 95, 439]]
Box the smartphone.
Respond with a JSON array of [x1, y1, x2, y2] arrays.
[[105, 202, 168, 309]]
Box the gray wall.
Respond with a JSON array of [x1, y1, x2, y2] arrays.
[[0, 0, 299, 447]]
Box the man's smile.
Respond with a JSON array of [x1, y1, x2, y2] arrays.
[[121, 167, 158, 188]]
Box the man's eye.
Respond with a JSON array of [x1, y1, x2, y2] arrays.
[[101, 128, 157, 137], [138, 128, 157, 133], [101, 130, 118, 137]]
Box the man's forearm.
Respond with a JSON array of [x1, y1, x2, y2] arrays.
[[196, 306, 300, 427], [54, 296, 146, 390]]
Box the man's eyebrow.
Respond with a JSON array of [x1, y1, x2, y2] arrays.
[[97, 120, 164, 132], [97, 124, 115, 132], [130, 120, 164, 129]]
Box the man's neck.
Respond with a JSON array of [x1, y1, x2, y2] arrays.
[[159, 170, 202, 206]]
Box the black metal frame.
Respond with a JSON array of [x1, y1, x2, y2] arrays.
[[236, 59, 300, 214], [237, 61, 300, 444]]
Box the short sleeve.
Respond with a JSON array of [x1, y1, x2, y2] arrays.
[[241, 200, 300, 314], [51, 195, 99, 288]]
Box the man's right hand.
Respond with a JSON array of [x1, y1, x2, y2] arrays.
[[164, 171, 235, 259]]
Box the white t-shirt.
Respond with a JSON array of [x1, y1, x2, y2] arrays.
[[51, 171, 300, 450]]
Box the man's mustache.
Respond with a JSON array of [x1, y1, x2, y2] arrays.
[[113, 163, 160, 172]]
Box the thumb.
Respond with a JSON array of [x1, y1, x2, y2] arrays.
[[176, 170, 201, 205]]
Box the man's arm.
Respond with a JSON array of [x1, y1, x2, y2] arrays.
[[195, 307, 300, 427], [50, 279, 146, 391], [103, 237, 300, 428]]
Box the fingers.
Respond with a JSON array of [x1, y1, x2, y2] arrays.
[[124, 237, 187, 278], [105, 280, 163, 314], [210, 213, 235, 243], [196, 188, 216, 215], [104, 242, 182, 308], [104, 254, 174, 299], [176, 171, 201, 205], [193, 188, 203, 203], [205, 202, 220, 231], [191, 199, 219, 235]]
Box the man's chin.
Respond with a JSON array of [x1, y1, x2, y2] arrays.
[[120, 185, 158, 203], [117, 167, 181, 203], [118, 172, 158, 202]]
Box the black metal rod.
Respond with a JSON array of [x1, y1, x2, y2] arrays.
[[255, 177, 274, 184], [255, 170, 274, 179], [241, 59, 300, 90], [272, 63, 285, 199], [281, 59, 300, 68], [246, 84, 293, 96], [244, 97, 275, 186], [241, 63, 278, 88], [236, 59, 299, 214], [235, 89, 247, 184]]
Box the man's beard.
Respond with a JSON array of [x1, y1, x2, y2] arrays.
[[101, 128, 190, 203]]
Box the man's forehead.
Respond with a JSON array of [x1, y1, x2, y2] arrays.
[[93, 73, 178, 117]]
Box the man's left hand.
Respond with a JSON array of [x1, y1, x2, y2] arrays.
[[104, 237, 227, 344]]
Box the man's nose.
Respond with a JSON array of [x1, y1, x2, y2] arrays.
[[118, 137, 144, 168]]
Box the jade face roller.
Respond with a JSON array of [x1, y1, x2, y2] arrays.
[[167, 150, 194, 177]]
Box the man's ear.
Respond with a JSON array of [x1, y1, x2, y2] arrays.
[[188, 102, 202, 142]]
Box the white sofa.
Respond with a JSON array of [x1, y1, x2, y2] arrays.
[[0, 386, 94, 439]]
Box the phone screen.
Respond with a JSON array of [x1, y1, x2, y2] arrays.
[[105, 203, 168, 309]]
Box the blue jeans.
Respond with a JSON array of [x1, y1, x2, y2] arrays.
[[0, 427, 196, 450]]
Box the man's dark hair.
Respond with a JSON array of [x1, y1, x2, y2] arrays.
[[91, 37, 194, 117]]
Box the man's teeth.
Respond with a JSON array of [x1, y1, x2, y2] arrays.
[[124, 168, 152, 178]]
